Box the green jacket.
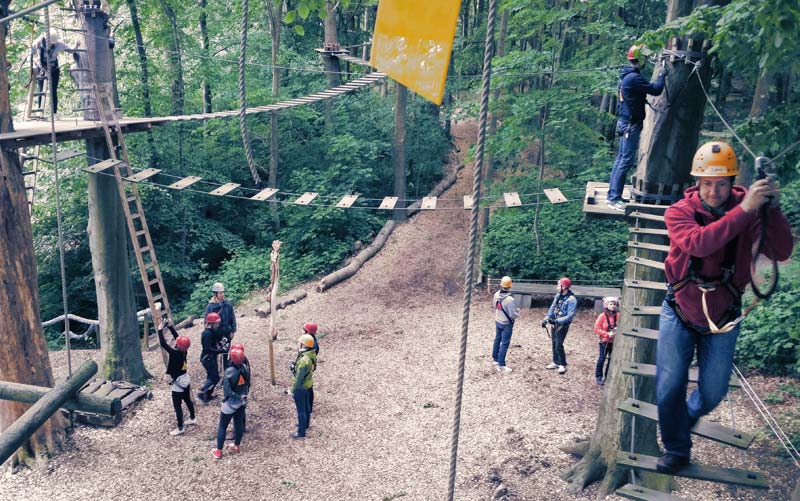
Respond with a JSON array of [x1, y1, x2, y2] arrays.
[[291, 349, 316, 392]]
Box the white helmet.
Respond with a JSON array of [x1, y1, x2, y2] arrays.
[[603, 296, 618, 311], [211, 282, 225, 293]]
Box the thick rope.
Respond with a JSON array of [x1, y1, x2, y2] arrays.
[[43, 6, 72, 378], [446, 0, 497, 498], [238, 0, 261, 186]]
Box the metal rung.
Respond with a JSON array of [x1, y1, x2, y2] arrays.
[[622, 361, 741, 387], [615, 483, 687, 501], [628, 241, 671, 253], [622, 327, 659, 340], [622, 305, 661, 316], [70, 68, 91, 72], [625, 279, 668, 291], [625, 256, 665, 271], [615, 452, 768, 489], [618, 399, 755, 449], [76, 88, 94, 91], [83, 158, 123, 174]]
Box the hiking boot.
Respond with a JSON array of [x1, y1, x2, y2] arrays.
[[185, 417, 197, 426], [211, 448, 222, 460], [169, 427, 186, 436], [607, 200, 626, 211], [557, 365, 567, 374], [545, 362, 558, 370], [497, 365, 513, 373], [656, 453, 690, 474], [228, 444, 241, 453], [291, 432, 305, 439]]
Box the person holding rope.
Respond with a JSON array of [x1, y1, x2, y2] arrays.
[[157, 319, 197, 436], [492, 276, 520, 373], [606, 45, 666, 211], [655, 141, 793, 473], [543, 277, 576, 375], [593, 296, 619, 386]]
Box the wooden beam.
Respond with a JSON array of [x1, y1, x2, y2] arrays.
[[379, 196, 398, 209], [293, 192, 318, 205], [167, 176, 202, 190], [421, 196, 437, 210], [543, 188, 568, 204], [622, 361, 741, 388], [125, 168, 161, 183], [0, 361, 98, 465], [463, 195, 474, 209], [623, 305, 662, 316], [622, 327, 660, 340], [0, 379, 120, 415], [624, 279, 668, 291], [251, 188, 279, 201], [629, 227, 669, 237], [615, 483, 687, 501], [84, 158, 123, 174], [628, 241, 671, 253], [336, 194, 359, 208], [626, 256, 666, 271], [627, 211, 667, 224], [616, 452, 768, 489], [209, 183, 241, 196], [503, 192, 521, 207]]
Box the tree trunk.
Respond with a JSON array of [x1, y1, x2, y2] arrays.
[[563, 1, 719, 496], [0, 0, 64, 465], [125, 0, 158, 165], [393, 84, 408, 221], [322, 0, 342, 128], [160, 0, 185, 168], [460, 0, 469, 39], [198, 0, 212, 113], [266, 0, 282, 229], [737, 70, 783, 186]]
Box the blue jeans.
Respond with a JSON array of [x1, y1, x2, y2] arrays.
[[608, 120, 641, 202], [595, 342, 613, 379], [551, 323, 570, 366], [293, 387, 312, 437], [492, 322, 514, 366], [215, 406, 245, 449], [656, 300, 739, 457]]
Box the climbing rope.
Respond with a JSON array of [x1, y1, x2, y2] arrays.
[[237, 0, 261, 186], [446, 0, 497, 498], [43, 6, 73, 378]]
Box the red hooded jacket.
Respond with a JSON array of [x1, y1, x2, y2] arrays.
[[594, 310, 619, 343], [664, 185, 793, 327]]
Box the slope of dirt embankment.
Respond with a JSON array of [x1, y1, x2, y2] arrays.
[[2, 120, 796, 501]]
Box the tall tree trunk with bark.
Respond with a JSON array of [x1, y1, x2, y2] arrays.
[[198, 0, 212, 113], [83, 9, 150, 384], [266, 0, 282, 229], [0, 2, 64, 465], [393, 84, 408, 222], [160, 0, 185, 168], [322, 0, 341, 128], [125, 0, 158, 165], [562, 0, 718, 496]]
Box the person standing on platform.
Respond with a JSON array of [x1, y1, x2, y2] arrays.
[[31, 31, 71, 118]]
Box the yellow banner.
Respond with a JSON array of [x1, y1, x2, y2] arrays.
[[370, 0, 461, 105]]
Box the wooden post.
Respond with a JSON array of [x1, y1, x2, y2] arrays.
[[0, 360, 97, 465], [0, 379, 121, 415], [267, 240, 282, 385], [141, 317, 148, 352]]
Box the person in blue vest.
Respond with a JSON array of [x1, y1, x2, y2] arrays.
[[543, 277, 577, 374], [492, 276, 520, 373], [606, 45, 667, 211]]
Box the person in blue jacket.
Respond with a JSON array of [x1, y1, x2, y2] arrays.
[[607, 45, 667, 211], [542, 277, 577, 374]]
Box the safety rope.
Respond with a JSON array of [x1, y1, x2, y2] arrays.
[[446, 0, 497, 498], [237, 0, 261, 186], [43, 6, 72, 378]]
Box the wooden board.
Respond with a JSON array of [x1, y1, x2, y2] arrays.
[[583, 181, 632, 218], [293, 192, 318, 205], [168, 176, 202, 190], [616, 452, 768, 489], [628, 211, 667, 225], [626, 256, 666, 271], [68, 379, 151, 428], [503, 192, 521, 207], [209, 183, 241, 196], [379, 196, 398, 210], [623, 305, 662, 317], [622, 361, 741, 388], [624, 279, 668, 291], [628, 241, 671, 253], [336, 194, 359, 208], [615, 483, 687, 501], [630, 227, 670, 237], [506, 282, 621, 298], [463, 195, 474, 209], [251, 188, 279, 201], [84, 158, 123, 174], [125, 168, 161, 183], [622, 327, 660, 340], [543, 188, 568, 204], [421, 196, 437, 210]]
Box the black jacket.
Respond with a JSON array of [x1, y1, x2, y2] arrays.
[[201, 327, 227, 357], [617, 66, 665, 124], [205, 300, 237, 338], [158, 325, 187, 380]]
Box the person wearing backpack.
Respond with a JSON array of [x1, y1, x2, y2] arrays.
[[594, 296, 619, 386], [211, 345, 250, 459], [542, 277, 577, 374], [492, 276, 520, 373]]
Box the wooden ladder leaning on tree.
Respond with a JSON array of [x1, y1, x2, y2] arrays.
[[613, 203, 769, 500]]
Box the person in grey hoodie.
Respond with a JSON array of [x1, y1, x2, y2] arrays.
[[492, 276, 520, 373]]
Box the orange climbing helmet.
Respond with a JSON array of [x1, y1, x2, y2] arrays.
[[175, 336, 190, 351], [299, 334, 315, 348], [500, 276, 513, 289], [303, 323, 318, 335], [205, 312, 221, 324], [627, 44, 644, 64], [691, 141, 739, 177]]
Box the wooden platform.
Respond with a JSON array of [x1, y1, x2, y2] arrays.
[[583, 181, 632, 218], [65, 379, 151, 427], [622, 361, 741, 388]]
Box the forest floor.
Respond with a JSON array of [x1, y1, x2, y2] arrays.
[[2, 120, 798, 501]]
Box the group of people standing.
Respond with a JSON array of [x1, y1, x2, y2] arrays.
[[157, 281, 319, 460]]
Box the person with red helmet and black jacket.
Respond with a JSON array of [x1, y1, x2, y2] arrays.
[[198, 312, 227, 403], [211, 344, 251, 459], [594, 297, 619, 386], [543, 277, 577, 374], [158, 319, 197, 436], [606, 45, 667, 211]]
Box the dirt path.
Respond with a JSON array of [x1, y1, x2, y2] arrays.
[[3, 121, 795, 501]]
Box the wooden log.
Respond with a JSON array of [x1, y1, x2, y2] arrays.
[[119, 387, 150, 408], [174, 316, 194, 330], [0, 377, 120, 415], [0, 361, 97, 464], [254, 291, 308, 318]]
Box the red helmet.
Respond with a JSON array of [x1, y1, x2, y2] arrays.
[[303, 322, 318, 335], [229, 347, 245, 365], [230, 343, 244, 353], [205, 312, 221, 324], [559, 277, 572, 290], [175, 336, 190, 351], [627, 44, 643, 63]]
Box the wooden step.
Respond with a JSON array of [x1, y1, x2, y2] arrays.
[[167, 176, 202, 190], [626, 256, 666, 271], [615, 483, 687, 501], [628, 241, 671, 253], [625, 279, 668, 291], [618, 399, 755, 449], [629, 227, 669, 237], [623, 305, 662, 317], [622, 327, 659, 340], [628, 211, 667, 224], [616, 452, 768, 489], [125, 168, 161, 183], [84, 158, 124, 174], [622, 361, 741, 388]]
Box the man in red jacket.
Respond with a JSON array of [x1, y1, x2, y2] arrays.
[[656, 141, 793, 473]]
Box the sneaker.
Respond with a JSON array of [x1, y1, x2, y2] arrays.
[[595, 376, 603, 386], [185, 417, 197, 426], [558, 365, 567, 374], [211, 448, 222, 460], [228, 444, 241, 453], [169, 427, 186, 436], [656, 453, 690, 474], [492, 360, 499, 367], [545, 362, 558, 370], [196, 392, 208, 403], [291, 432, 306, 439], [607, 200, 626, 211], [497, 365, 513, 373]]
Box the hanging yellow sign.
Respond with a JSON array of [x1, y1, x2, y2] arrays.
[[370, 0, 461, 105]]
